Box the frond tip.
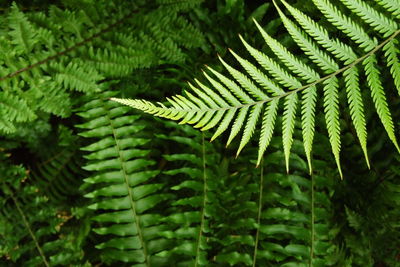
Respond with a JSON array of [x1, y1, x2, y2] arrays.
[[111, 1, 400, 177]]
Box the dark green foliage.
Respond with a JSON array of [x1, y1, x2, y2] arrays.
[[0, 152, 85, 266], [1, 0, 399, 266], [155, 123, 220, 266]]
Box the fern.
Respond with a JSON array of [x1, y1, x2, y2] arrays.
[[153, 122, 219, 266], [112, 0, 400, 177], [0, 151, 84, 266], [29, 127, 88, 204], [254, 137, 339, 266], [0, 0, 205, 134], [77, 91, 173, 266]]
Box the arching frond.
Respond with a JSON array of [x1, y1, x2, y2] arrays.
[[112, 0, 400, 177]]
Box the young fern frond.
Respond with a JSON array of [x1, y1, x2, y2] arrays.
[[112, 0, 400, 177]]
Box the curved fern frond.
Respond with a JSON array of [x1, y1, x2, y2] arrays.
[[112, 0, 400, 177]]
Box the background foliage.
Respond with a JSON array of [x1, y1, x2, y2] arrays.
[[0, 0, 399, 266]]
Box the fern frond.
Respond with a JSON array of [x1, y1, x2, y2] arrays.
[[339, 0, 398, 37], [154, 124, 218, 266], [281, 0, 357, 64], [312, 0, 377, 51], [0, 92, 36, 133], [376, 0, 400, 19], [0, 1, 205, 134], [363, 55, 399, 152], [383, 39, 400, 96], [112, 1, 400, 176], [322, 77, 342, 177], [78, 92, 172, 266]]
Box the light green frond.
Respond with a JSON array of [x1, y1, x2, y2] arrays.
[[237, 104, 263, 156], [383, 39, 400, 96], [323, 77, 342, 177], [253, 19, 321, 83], [257, 99, 279, 166], [312, 0, 377, 51], [300, 86, 317, 173], [343, 67, 369, 167], [376, 0, 400, 19], [340, 0, 398, 37], [112, 2, 400, 177], [239, 35, 301, 89], [229, 49, 284, 96], [207, 65, 253, 104], [227, 106, 249, 147], [273, 1, 339, 74], [363, 55, 400, 152], [281, 0, 357, 64], [219, 55, 269, 100], [282, 94, 298, 173]]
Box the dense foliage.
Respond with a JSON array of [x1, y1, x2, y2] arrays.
[[1, 0, 399, 266]]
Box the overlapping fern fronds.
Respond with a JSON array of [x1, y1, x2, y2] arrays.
[[253, 137, 340, 266], [0, 0, 204, 134], [112, 0, 400, 177]]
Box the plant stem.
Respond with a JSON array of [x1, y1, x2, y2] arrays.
[[195, 133, 207, 266], [11, 193, 50, 267], [253, 158, 263, 267]]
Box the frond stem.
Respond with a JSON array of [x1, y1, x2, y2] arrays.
[[252, 158, 263, 267], [195, 133, 207, 266], [310, 171, 315, 267], [10, 192, 50, 267]]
